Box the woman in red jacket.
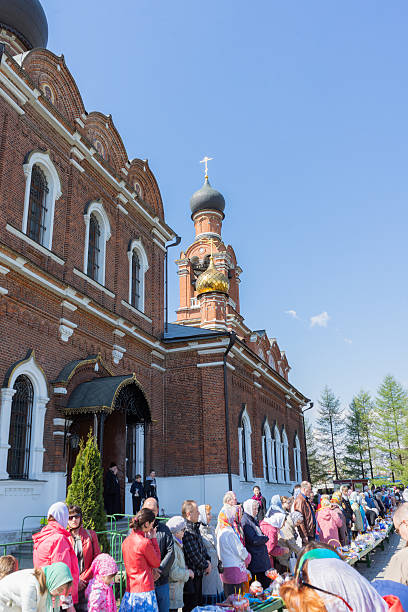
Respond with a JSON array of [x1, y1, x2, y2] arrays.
[[32, 501, 79, 611], [260, 512, 289, 569], [68, 504, 101, 612], [120, 507, 161, 612]]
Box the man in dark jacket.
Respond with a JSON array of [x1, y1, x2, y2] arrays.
[[293, 481, 316, 545], [143, 497, 174, 612], [145, 470, 158, 501], [130, 474, 145, 515], [104, 462, 121, 515], [182, 499, 211, 612]]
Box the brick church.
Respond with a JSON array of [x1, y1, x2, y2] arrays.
[[0, 0, 309, 536]]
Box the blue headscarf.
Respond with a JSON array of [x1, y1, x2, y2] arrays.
[[266, 494, 284, 518]]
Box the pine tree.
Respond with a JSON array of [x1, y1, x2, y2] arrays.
[[374, 376, 408, 479], [315, 386, 344, 480], [305, 419, 331, 484], [354, 390, 375, 479], [66, 433, 108, 548], [343, 399, 366, 478]]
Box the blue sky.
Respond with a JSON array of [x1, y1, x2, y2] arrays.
[[41, 0, 408, 418]]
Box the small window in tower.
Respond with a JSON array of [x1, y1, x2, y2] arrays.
[[27, 165, 49, 245], [134, 182, 143, 198], [87, 214, 101, 280], [131, 251, 141, 309]]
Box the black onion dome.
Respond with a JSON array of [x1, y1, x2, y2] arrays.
[[190, 177, 225, 216], [0, 0, 48, 49]]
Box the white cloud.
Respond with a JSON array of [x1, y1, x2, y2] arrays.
[[344, 338, 353, 344], [285, 310, 299, 319], [310, 311, 330, 328]]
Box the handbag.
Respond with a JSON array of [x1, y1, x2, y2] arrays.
[[217, 559, 224, 574]]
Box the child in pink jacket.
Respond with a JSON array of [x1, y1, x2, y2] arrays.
[[316, 496, 343, 548]]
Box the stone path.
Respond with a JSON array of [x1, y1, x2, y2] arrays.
[[356, 531, 404, 581]]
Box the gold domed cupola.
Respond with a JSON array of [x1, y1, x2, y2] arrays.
[[196, 256, 229, 296]]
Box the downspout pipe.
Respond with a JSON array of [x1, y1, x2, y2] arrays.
[[164, 235, 181, 334], [223, 331, 237, 491]]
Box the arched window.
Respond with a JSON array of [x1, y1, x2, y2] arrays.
[[131, 251, 141, 308], [282, 428, 290, 483], [294, 434, 302, 482], [127, 239, 149, 313], [262, 420, 274, 483], [87, 214, 101, 280], [0, 351, 49, 480], [238, 407, 253, 481], [27, 166, 49, 244], [268, 354, 275, 370], [83, 202, 111, 286], [274, 424, 284, 483], [22, 151, 62, 250], [7, 376, 33, 479]]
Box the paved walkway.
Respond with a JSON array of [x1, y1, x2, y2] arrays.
[[356, 531, 404, 581]]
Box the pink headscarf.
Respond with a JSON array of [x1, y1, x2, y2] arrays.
[[85, 553, 118, 612]]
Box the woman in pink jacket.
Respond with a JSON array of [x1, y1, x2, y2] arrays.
[[316, 496, 343, 548], [33, 501, 79, 610], [260, 513, 289, 568]]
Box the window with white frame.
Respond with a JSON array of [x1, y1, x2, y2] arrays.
[[0, 352, 49, 480], [22, 151, 62, 250], [262, 420, 275, 483], [294, 434, 302, 482], [238, 407, 253, 481], [83, 202, 111, 286], [282, 428, 290, 483], [127, 239, 149, 312], [274, 424, 284, 483]]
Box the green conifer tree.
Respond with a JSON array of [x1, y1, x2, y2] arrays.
[[316, 386, 344, 480], [305, 419, 331, 485], [374, 376, 408, 479], [66, 433, 108, 548], [343, 398, 367, 478], [354, 390, 375, 478]]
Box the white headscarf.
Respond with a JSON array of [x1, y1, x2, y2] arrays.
[[349, 492, 360, 504], [262, 511, 286, 529], [47, 502, 69, 528], [243, 498, 258, 517], [198, 504, 207, 526], [307, 558, 388, 612]]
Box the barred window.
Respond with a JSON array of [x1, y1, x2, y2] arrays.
[[27, 165, 49, 245], [131, 251, 141, 308], [7, 375, 34, 479], [87, 214, 101, 280]]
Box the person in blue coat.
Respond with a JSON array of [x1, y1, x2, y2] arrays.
[[241, 499, 271, 589]]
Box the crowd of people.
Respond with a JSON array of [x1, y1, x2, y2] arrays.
[[0, 480, 407, 611]]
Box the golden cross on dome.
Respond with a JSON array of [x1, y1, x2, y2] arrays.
[[200, 156, 213, 179]]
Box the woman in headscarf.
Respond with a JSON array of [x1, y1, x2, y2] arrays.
[[32, 502, 79, 610], [329, 495, 348, 546], [266, 495, 285, 518], [241, 499, 270, 589], [260, 512, 289, 569], [85, 553, 118, 612], [316, 496, 343, 548], [0, 561, 73, 611], [198, 505, 224, 604], [216, 505, 251, 597], [350, 492, 364, 537], [275, 511, 303, 570], [280, 542, 393, 612]]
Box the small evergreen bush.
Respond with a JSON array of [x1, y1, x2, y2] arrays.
[[66, 432, 109, 550]]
